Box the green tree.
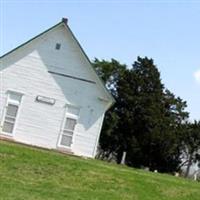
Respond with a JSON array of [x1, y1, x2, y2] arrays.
[[181, 121, 200, 177], [93, 57, 189, 173], [115, 57, 189, 172], [93, 58, 126, 159]]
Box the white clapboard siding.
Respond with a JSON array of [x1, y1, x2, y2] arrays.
[[0, 22, 112, 158]]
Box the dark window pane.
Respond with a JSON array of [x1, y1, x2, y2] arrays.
[[60, 135, 72, 147], [6, 104, 18, 117], [2, 121, 14, 133], [64, 118, 76, 131], [55, 43, 61, 50]]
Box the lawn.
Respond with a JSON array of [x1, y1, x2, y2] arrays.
[[0, 140, 199, 200]]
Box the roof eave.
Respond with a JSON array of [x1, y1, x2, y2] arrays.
[[62, 23, 115, 105], [0, 19, 115, 106]]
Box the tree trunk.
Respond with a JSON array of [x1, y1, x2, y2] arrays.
[[121, 151, 127, 165], [185, 155, 192, 178]]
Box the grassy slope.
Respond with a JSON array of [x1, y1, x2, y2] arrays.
[[0, 140, 199, 200]]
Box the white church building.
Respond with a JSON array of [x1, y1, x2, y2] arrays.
[[0, 18, 114, 158]]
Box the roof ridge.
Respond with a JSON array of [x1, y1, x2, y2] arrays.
[[0, 18, 115, 106]]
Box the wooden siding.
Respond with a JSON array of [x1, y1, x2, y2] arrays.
[[0, 24, 110, 157]]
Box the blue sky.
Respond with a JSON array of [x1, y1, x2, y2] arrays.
[[1, 0, 200, 120]]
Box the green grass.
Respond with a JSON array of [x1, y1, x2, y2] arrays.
[[0, 140, 199, 200]]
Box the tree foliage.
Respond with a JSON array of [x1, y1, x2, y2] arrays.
[[181, 121, 200, 177], [93, 58, 126, 159], [93, 57, 191, 173]]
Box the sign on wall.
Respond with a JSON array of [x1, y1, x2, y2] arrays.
[[36, 95, 55, 105]]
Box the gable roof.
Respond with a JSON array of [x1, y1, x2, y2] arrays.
[[0, 18, 115, 107]]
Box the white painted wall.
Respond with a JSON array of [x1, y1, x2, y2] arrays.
[[0, 24, 111, 157]]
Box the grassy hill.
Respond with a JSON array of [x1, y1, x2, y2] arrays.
[[0, 140, 199, 200]]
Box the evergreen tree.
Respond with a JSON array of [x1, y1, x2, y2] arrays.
[[93, 57, 189, 173], [115, 57, 189, 172]]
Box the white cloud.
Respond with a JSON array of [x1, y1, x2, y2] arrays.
[[194, 69, 200, 84]]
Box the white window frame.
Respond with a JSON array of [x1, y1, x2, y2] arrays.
[[58, 104, 80, 149], [0, 91, 23, 137]]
